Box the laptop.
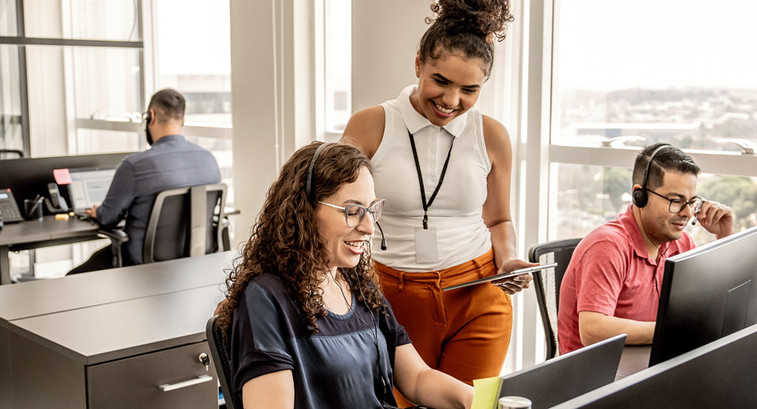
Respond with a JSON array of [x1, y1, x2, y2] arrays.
[[494, 334, 627, 409], [67, 167, 117, 216]]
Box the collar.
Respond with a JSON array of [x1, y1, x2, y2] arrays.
[[396, 85, 468, 138], [620, 204, 651, 261], [152, 134, 185, 146]]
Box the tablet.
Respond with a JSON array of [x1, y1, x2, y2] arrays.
[[442, 262, 558, 291]]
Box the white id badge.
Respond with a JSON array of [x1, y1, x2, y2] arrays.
[[414, 226, 439, 263]]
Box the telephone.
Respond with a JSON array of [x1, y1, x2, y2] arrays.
[[46, 183, 69, 213], [0, 188, 24, 223]]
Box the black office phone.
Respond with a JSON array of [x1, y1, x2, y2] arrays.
[[0, 188, 24, 223]]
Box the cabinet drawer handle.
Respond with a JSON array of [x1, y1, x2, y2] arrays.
[[158, 374, 214, 392]]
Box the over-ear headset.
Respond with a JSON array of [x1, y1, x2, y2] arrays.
[[306, 142, 332, 204], [306, 142, 388, 250], [632, 144, 671, 208]]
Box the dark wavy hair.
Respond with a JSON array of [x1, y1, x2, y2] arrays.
[[217, 142, 387, 338], [420, 0, 514, 80]]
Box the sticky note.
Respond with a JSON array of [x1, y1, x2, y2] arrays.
[[53, 168, 72, 185], [471, 376, 502, 409]]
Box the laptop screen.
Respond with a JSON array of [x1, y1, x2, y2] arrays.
[[496, 334, 626, 408], [67, 168, 117, 211]]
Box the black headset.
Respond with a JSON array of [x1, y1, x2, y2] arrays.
[[306, 142, 388, 250], [306, 142, 332, 204], [632, 144, 671, 208]]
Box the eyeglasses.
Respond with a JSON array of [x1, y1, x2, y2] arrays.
[[645, 189, 703, 214], [318, 199, 385, 227]]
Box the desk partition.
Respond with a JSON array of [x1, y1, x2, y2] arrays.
[[554, 324, 757, 408], [0, 152, 132, 213]]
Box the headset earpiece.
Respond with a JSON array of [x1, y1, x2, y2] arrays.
[[632, 188, 648, 208], [633, 144, 670, 209]]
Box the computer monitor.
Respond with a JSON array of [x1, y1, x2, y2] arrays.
[[649, 225, 757, 365], [495, 334, 626, 409], [67, 167, 117, 213]]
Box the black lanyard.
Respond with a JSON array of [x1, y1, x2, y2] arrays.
[[408, 129, 454, 230]]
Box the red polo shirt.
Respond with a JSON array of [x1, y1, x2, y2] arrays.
[[557, 205, 696, 354]]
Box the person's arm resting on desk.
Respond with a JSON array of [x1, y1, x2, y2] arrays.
[[579, 311, 654, 346], [93, 162, 137, 225], [575, 240, 654, 347], [242, 370, 295, 409], [394, 344, 473, 409]]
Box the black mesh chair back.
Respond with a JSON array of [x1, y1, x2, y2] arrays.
[[206, 315, 235, 409], [528, 238, 582, 359], [143, 183, 227, 263]]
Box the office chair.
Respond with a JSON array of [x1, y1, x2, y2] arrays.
[[528, 238, 582, 360], [0, 149, 24, 159], [98, 183, 228, 267], [206, 315, 235, 409]]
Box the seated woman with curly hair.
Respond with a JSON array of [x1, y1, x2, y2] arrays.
[[216, 142, 473, 409]]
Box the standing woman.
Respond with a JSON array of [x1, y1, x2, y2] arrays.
[[342, 0, 533, 404]]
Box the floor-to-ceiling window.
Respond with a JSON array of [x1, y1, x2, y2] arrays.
[[546, 0, 757, 243], [1, 0, 231, 278]]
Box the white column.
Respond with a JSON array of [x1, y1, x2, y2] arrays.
[[351, 1, 429, 111], [229, 0, 316, 245]]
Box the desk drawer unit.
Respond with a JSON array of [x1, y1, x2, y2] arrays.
[[88, 341, 217, 409]]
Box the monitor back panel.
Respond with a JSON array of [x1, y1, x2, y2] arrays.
[[650, 226, 757, 365], [497, 334, 626, 409]]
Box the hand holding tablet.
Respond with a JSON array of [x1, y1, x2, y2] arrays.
[[442, 262, 558, 291]]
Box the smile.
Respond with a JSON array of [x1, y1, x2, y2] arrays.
[[345, 240, 365, 254], [432, 101, 456, 115]]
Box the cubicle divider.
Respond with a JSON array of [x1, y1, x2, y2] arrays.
[[553, 324, 757, 408], [0, 152, 133, 214]]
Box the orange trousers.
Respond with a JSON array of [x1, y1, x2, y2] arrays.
[[376, 249, 513, 407]]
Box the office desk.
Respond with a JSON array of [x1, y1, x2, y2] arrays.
[[0, 250, 233, 321], [616, 345, 651, 380], [0, 252, 234, 409], [0, 215, 101, 284]]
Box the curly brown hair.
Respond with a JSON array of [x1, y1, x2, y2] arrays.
[[217, 142, 387, 338], [420, 0, 514, 79]]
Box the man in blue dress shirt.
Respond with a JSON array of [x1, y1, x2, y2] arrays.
[[68, 89, 221, 273]]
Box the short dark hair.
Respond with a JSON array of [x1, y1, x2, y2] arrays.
[[148, 88, 185, 121], [632, 143, 701, 190]]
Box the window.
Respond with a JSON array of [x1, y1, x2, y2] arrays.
[[323, 0, 351, 138], [546, 0, 757, 242]]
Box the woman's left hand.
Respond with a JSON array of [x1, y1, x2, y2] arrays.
[[491, 258, 536, 295]]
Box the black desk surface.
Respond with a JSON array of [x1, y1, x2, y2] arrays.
[[0, 250, 234, 322], [0, 215, 103, 284], [9, 284, 224, 365], [0, 215, 99, 247]]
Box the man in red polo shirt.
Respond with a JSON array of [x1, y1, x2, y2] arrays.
[[557, 143, 734, 354]]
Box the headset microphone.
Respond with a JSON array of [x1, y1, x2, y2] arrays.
[[375, 221, 387, 250]]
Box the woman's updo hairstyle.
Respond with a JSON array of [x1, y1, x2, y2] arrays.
[[419, 0, 513, 80]]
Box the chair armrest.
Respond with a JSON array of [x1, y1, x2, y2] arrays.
[[97, 226, 130, 244]]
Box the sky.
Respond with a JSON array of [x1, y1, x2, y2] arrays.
[[557, 0, 757, 90]]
